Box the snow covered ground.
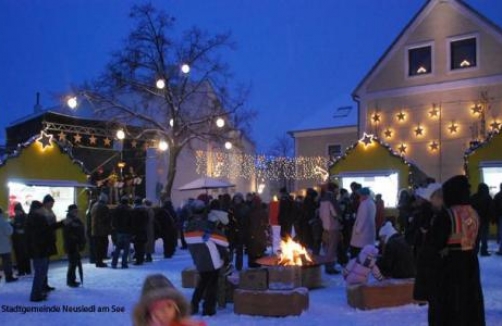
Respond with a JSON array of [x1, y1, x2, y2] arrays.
[[1, 240, 502, 326]]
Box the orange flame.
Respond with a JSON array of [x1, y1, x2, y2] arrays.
[[277, 237, 313, 266]]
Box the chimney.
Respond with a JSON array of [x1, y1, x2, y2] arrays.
[[34, 92, 43, 113]]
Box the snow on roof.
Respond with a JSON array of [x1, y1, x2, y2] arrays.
[[289, 97, 358, 133]]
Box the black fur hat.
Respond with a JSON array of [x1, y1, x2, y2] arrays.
[[442, 175, 470, 207]]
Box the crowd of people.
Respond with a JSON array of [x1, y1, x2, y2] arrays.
[[1, 177, 500, 324]]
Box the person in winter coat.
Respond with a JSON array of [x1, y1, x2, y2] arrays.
[[432, 175, 486, 326], [228, 193, 249, 271], [342, 244, 383, 285], [0, 207, 17, 283], [470, 183, 494, 256], [318, 189, 341, 274], [303, 188, 320, 254], [494, 183, 502, 255], [375, 194, 385, 234], [244, 195, 269, 268], [133, 274, 206, 326], [91, 193, 111, 267], [132, 197, 149, 265], [155, 199, 178, 259], [350, 187, 376, 258], [412, 182, 446, 323], [25, 201, 53, 301], [278, 187, 295, 238], [41, 194, 62, 291], [111, 196, 133, 269], [62, 204, 86, 287], [185, 200, 229, 316], [376, 221, 416, 279], [11, 202, 31, 276], [144, 199, 155, 262]]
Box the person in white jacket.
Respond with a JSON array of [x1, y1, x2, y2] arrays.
[[349, 187, 376, 258], [0, 207, 18, 283]]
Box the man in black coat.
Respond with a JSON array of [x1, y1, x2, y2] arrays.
[[26, 201, 53, 302], [278, 187, 294, 239], [154, 199, 178, 259], [91, 193, 111, 267], [111, 197, 133, 268], [131, 197, 149, 265], [470, 183, 494, 256]]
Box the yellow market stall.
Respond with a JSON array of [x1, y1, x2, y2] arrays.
[[465, 130, 502, 197], [329, 134, 426, 210], [0, 133, 92, 259]]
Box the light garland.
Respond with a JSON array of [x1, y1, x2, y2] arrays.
[[195, 150, 330, 181]]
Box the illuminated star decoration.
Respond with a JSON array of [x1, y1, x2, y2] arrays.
[[383, 129, 393, 138], [490, 121, 501, 131], [37, 131, 53, 149], [396, 111, 406, 122], [429, 105, 439, 117], [131, 140, 138, 148], [360, 133, 373, 147], [58, 131, 66, 141], [73, 133, 82, 143], [414, 124, 424, 137], [429, 141, 439, 152], [448, 122, 458, 134], [103, 137, 112, 147], [371, 113, 381, 123], [471, 104, 482, 115], [89, 135, 97, 145], [398, 143, 407, 154]]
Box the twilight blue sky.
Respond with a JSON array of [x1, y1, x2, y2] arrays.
[[1, 0, 502, 152]]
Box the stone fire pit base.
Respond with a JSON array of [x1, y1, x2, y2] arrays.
[[346, 278, 416, 310], [233, 288, 309, 317]]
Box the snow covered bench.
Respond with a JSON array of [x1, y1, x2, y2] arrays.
[[346, 278, 416, 310]]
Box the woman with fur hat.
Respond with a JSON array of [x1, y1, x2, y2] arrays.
[[133, 274, 205, 326], [432, 175, 485, 326]]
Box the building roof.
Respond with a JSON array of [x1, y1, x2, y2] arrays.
[[352, 0, 502, 99], [288, 97, 358, 134]]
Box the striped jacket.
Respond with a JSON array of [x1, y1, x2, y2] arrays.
[[186, 218, 229, 272]]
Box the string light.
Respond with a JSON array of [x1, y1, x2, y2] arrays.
[[414, 124, 424, 137], [429, 141, 439, 152], [448, 121, 459, 134]]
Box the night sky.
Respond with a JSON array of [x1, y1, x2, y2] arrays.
[[1, 0, 502, 152]]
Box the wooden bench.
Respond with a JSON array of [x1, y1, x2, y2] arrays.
[[346, 278, 416, 310]]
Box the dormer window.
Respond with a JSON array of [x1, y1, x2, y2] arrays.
[[408, 45, 432, 77], [450, 37, 477, 70]]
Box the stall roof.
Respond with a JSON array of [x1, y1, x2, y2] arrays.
[[8, 178, 95, 188]]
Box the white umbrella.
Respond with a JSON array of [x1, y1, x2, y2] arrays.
[[178, 176, 235, 191]]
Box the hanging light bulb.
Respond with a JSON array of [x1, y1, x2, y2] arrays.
[[116, 129, 125, 140], [156, 79, 166, 89], [224, 141, 232, 150], [169, 119, 174, 127], [158, 140, 168, 151], [67, 96, 78, 109], [181, 63, 190, 74], [216, 118, 225, 128]]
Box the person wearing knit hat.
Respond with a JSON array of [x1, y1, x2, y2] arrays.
[[132, 274, 206, 326], [376, 221, 416, 279]]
